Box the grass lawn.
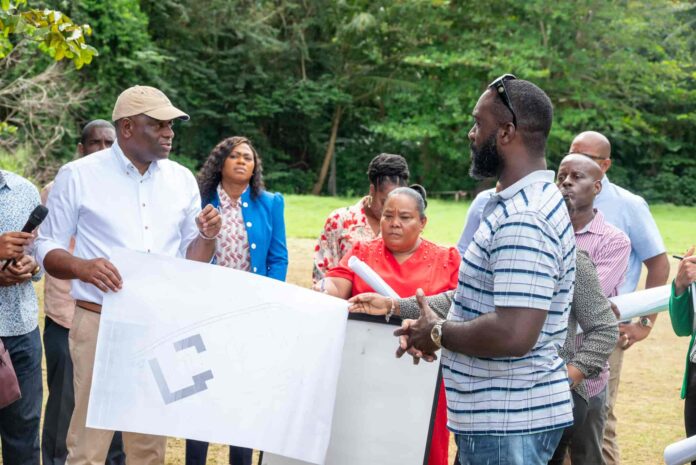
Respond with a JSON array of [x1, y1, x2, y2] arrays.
[[285, 194, 696, 252]]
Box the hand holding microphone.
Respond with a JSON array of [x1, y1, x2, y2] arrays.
[[0, 232, 34, 261], [1, 205, 49, 271]]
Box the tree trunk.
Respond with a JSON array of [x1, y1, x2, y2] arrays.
[[311, 106, 343, 195], [328, 147, 337, 196]]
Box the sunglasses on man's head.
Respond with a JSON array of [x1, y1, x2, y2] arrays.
[[488, 74, 517, 127]]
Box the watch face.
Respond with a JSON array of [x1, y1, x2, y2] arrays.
[[431, 324, 441, 343]]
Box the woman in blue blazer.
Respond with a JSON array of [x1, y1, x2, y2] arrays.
[[186, 136, 288, 465]]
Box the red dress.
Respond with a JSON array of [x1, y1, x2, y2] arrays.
[[327, 237, 460, 465]]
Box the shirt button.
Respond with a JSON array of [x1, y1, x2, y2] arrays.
[[251, 243, 256, 250], [147, 249, 151, 253], [243, 202, 248, 208], [142, 203, 146, 207], [246, 222, 252, 227], [253, 267, 258, 272], [145, 226, 149, 230]]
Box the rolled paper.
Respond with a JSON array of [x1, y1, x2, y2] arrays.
[[348, 256, 400, 299], [609, 284, 671, 321], [664, 434, 696, 465], [576, 283, 671, 335]]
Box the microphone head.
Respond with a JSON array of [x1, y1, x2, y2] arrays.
[[26, 205, 49, 231]]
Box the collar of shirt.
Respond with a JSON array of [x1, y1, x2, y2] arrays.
[[597, 174, 612, 197], [495, 170, 555, 201], [112, 142, 161, 178], [576, 209, 608, 235], [217, 184, 246, 209], [0, 169, 20, 190]]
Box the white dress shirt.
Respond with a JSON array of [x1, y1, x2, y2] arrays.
[[36, 142, 201, 305]]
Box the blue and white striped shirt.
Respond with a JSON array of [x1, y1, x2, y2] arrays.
[[442, 170, 576, 435]]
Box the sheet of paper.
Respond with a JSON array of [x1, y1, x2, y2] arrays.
[[262, 317, 440, 465], [87, 248, 348, 465], [609, 284, 671, 320]]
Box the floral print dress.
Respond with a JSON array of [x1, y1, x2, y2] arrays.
[[312, 196, 377, 283]]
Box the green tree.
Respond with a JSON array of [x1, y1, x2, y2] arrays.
[[0, 0, 96, 66], [0, 0, 97, 179], [372, 0, 696, 203]]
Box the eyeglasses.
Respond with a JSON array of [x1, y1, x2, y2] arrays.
[[488, 74, 517, 127], [567, 152, 610, 162]]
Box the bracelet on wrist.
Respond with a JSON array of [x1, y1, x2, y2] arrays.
[[198, 230, 217, 241], [385, 297, 395, 322]]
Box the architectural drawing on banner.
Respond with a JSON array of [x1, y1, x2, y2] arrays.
[[87, 249, 348, 465]]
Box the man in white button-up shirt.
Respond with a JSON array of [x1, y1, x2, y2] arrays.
[[36, 86, 221, 465]]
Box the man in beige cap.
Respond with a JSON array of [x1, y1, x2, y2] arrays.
[[36, 85, 222, 465]]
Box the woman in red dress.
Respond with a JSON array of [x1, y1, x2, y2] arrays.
[[312, 153, 410, 283], [316, 185, 459, 465]]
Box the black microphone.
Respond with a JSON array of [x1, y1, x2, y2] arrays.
[[1, 205, 49, 271]]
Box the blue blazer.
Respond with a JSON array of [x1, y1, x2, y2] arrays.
[[205, 186, 288, 281]]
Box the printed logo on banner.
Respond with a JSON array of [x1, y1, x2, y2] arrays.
[[148, 334, 214, 404]]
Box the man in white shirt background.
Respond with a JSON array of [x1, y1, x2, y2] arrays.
[[36, 85, 222, 465], [568, 130, 670, 465], [40, 119, 127, 465]]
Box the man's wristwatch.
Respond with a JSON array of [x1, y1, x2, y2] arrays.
[[639, 316, 654, 329], [430, 319, 446, 349]]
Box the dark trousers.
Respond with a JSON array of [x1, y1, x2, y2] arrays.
[[549, 390, 589, 465], [186, 439, 253, 465], [684, 362, 696, 465], [0, 327, 42, 465], [42, 316, 126, 465]]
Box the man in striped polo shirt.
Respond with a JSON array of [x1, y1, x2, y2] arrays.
[[553, 154, 630, 464], [397, 76, 576, 465]]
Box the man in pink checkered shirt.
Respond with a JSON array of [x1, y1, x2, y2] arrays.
[[556, 153, 630, 465]]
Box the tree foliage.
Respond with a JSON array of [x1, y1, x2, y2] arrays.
[[0, 0, 96, 66], [3, 0, 696, 203], [0, 0, 97, 178]]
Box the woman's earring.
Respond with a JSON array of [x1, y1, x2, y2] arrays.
[[365, 196, 373, 208]]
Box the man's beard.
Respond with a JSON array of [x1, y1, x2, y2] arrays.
[[469, 133, 503, 180]]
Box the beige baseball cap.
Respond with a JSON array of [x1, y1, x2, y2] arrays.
[[112, 85, 190, 121]]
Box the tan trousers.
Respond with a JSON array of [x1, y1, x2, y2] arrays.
[[602, 346, 624, 465], [67, 306, 167, 465]]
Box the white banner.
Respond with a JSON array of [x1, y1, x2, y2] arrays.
[[87, 248, 348, 465], [262, 317, 440, 465]]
